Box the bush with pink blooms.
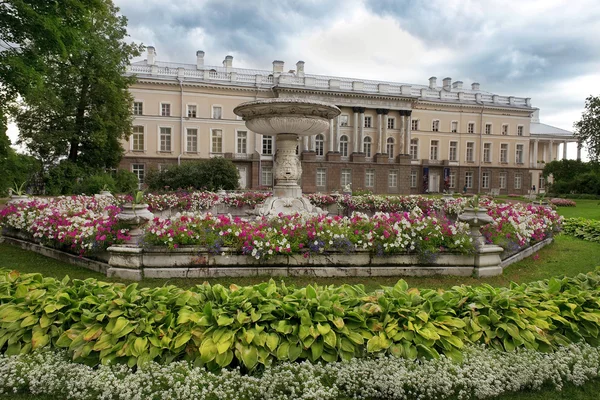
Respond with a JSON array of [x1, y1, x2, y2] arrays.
[[550, 198, 577, 207]]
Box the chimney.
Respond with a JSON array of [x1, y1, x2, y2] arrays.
[[147, 46, 156, 65], [272, 60, 284, 75], [428, 76, 437, 89], [296, 61, 305, 77], [196, 50, 204, 69], [471, 82, 480, 91], [443, 77, 452, 91], [223, 55, 233, 72], [452, 81, 463, 90]]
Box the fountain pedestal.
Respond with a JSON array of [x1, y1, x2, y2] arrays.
[[234, 99, 341, 216]]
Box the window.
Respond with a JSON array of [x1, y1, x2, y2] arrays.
[[161, 103, 171, 117], [133, 102, 143, 115], [482, 172, 490, 189], [502, 124, 508, 135], [517, 126, 524, 136], [315, 134, 324, 156], [237, 131, 247, 154], [410, 170, 418, 188], [186, 128, 198, 152], [339, 115, 349, 127], [132, 164, 144, 187], [412, 119, 419, 131], [339, 135, 349, 157], [483, 143, 491, 163], [316, 168, 326, 187], [388, 170, 398, 188], [451, 121, 458, 133], [499, 172, 507, 189], [449, 141, 458, 161], [466, 142, 474, 162], [410, 139, 418, 160], [500, 144, 508, 163], [430, 140, 439, 160], [365, 169, 375, 188], [468, 122, 475, 134], [465, 172, 473, 189], [187, 105, 197, 118], [364, 116, 372, 128], [262, 167, 273, 186], [432, 120, 440, 132], [262, 136, 273, 155], [363, 136, 372, 157], [341, 169, 352, 187], [211, 129, 223, 153], [449, 172, 456, 189], [485, 124, 492, 135], [515, 174, 522, 190], [387, 118, 395, 129], [160, 127, 171, 151], [516, 144, 524, 164], [132, 126, 144, 151], [212, 106, 222, 119], [539, 176, 545, 190], [387, 137, 394, 159]]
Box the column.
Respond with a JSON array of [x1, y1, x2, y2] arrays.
[[382, 110, 389, 156], [377, 111, 383, 154], [359, 108, 365, 153], [563, 140, 567, 160], [334, 116, 340, 152], [309, 135, 315, 152], [328, 119, 334, 152], [405, 111, 412, 155], [533, 139, 539, 168], [353, 107, 360, 153], [577, 140, 582, 161], [548, 140, 553, 162], [400, 114, 406, 154], [303, 136, 309, 152], [256, 133, 262, 153]]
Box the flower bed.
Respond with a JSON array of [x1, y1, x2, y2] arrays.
[[2, 343, 600, 400], [141, 191, 272, 213], [2, 269, 600, 370], [550, 198, 577, 207]]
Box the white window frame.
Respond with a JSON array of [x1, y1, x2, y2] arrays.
[[316, 168, 326, 187], [363, 136, 372, 157], [315, 134, 325, 156], [466, 141, 475, 162], [451, 120, 458, 133], [262, 166, 273, 187], [388, 170, 398, 188], [211, 128, 223, 153], [499, 172, 507, 189], [517, 125, 524, 136], [500, 143, 509, 163], [262, 135, 273, 155], [131, 124, 146, 152], [449, 141, 458, 161], [158, 125, 173, 152], [430, 139, 439, 160], [365, 169, 375, 188], [387, 117, 396, 130], [449, 172, 456, 189], [432, 119, 440, 132], [465, 172, 473, 189], [410, 138, 419, 160], [160, 102, 171, 117], [483, 142, 492, 163], [339, 114, 349, 127], [387, 137, 394, 159], [364, 116, 372, 128], [502, 124, 509, 135], [515, 173, 522, 190], [467, 122, 475, 134], [236, 130, 248, 155], [131, 164, 145, 188], [211, 104, 223, 120], [187, 103, 197, 118], [339, 135, 349, 157], [186, 127, 199, 153], [133, 100, 144, 116], [411, 119, 419, 131], [341, 169, 352, 188], [485, 123, 492, 135], [516, 144, 524, 164], [482, 172, 490, 189], [410, 170, 418, 188]]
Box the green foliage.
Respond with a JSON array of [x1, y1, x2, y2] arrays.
[[114, 169, 139, 194], [43, 161, 86, 196], [72, 174, 116, 195], [563, 218, 600, 243], [544, 160, 600, 195], [575, 95, 600, 162], [146, 159, 240, 191], [2, 269, 600, 370]]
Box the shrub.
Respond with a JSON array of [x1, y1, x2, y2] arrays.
[[550, 198, 576, 207], [146, 159, 239, 191], [114, 169, 139, 193], [2, 269, 600, 371], [72, 173, 116, 194], [44, 161, 88, 195], [563, 218, 600, 242]]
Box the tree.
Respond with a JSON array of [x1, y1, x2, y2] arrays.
[[146, 159, 241, 192], [574, 95, 600, 162], [0, 1, 142, 170]]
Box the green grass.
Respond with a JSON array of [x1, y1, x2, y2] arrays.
[[556, 199, 600, 220]]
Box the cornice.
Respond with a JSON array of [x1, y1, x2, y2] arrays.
[[416, 100, 533, 114], [134, 78, 273, 94]]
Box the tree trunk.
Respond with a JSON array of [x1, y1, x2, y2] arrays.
[[69, 69, 90, 163]]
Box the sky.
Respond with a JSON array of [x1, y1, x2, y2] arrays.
[[8, 0, 600, 159]]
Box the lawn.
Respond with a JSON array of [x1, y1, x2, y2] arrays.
[[556, 199, 600, 220]]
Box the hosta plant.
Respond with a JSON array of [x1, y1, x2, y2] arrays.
[[563, 217, 600, 243]]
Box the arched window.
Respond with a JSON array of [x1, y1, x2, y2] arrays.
[[387, 137, 395, 159], [315, 134, 324, 156], [363, 136, 372, 157], [339, 135, 349, 157]]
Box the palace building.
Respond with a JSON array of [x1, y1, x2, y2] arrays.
[[122, 46, 576, 194]]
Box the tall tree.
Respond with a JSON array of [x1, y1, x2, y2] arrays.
[[0, 0, 142, 170], [574, 95, 600, 162]]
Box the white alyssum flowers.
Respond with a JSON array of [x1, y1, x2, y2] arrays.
[[1, 343, 599, 400]]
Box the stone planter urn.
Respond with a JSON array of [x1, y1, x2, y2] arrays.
[[99, 190, 114, 197], [8, 195, 30, 204], [458, 207, 493, 249], [116, 203, 154, 245]]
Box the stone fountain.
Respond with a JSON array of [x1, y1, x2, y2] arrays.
[[234, 98, 341, 215]]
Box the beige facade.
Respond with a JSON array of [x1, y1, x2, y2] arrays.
[[122, 47, 575, 194]]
